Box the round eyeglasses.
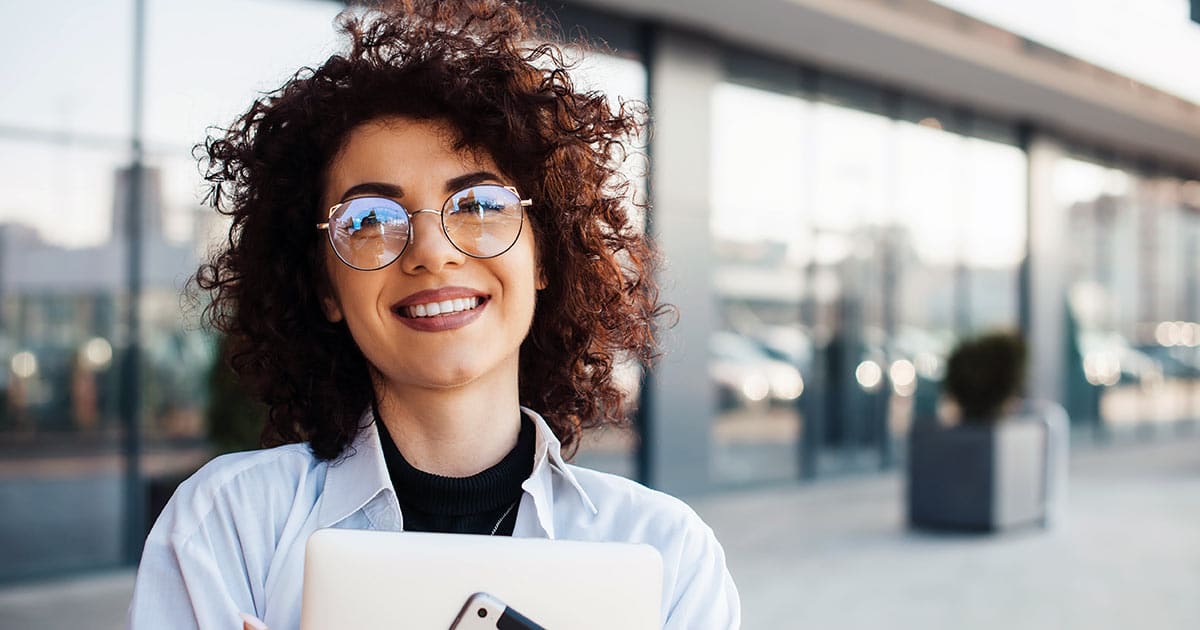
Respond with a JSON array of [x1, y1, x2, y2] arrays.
[[316, 184, 532, 271]]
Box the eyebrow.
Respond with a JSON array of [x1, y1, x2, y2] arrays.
[[336, 171, 504, 203], [444, 170, 504, 193]]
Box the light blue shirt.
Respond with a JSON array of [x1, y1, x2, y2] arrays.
[[127, 407, 741, 629]]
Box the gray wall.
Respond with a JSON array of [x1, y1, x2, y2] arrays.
[[644, 28, 721, 496], [1025, 135, 1068, 407]]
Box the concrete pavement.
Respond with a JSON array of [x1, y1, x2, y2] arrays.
[[693, 434, 1200, 629], [2, 434, 1197, 629]]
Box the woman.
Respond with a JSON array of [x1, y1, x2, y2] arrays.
[[127, 2, 740, 628]]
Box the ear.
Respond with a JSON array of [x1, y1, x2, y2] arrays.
[[535, 262, 548, 291], [321, 293, 344, 323], [317, 280, 344, 323]]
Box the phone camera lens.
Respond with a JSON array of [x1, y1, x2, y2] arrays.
[[477, 608, 488, 618]]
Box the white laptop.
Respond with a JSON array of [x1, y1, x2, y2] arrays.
[[300, 528, 664, 630]]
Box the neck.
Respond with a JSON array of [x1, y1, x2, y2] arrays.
[[373, 370, 524, 478]]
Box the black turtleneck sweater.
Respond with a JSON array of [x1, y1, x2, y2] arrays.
[[377, 410, 535, 537]]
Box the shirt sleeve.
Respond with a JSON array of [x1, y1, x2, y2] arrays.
[[662, 515, 742, 629], [126, 467, 262, 630]]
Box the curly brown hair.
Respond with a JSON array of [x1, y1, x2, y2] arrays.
[[194, 0, 669, 461]]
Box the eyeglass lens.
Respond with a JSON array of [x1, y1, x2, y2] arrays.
[[327, 184, 525, 270]]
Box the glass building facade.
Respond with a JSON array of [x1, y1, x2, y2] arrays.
[[1, 0, 1198, 583], [1055, 153, 1200, 436], [708, 56, 1028, 485]]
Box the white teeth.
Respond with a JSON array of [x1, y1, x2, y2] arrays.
[[403, 297, 482, 318]]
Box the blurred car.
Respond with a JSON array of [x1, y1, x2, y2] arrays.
[[1077, 331, 1162, 386], [751, 325, 813, 371], [1134, 344, 1200, 379], [710, 331, 804, 411]]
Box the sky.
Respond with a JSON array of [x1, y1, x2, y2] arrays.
[[931, 0, 1200, 103]]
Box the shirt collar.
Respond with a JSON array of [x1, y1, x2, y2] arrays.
[[317, 408, 391, 529], [519, 407, 598, 539], [317, 406, 597, 532]]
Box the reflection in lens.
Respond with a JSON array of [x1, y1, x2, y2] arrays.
[[330, 197, 409, 270], [444, 185, 523, 258]]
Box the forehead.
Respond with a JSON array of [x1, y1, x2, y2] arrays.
[[322, 117, 499, 203]]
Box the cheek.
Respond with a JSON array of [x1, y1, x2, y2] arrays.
[[325, 263, 385, 327], [512, 263, 543, 342], [507, 241, 541, 311], [318, 251, 345, 322]]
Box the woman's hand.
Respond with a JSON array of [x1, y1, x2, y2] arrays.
[[240, 612, 269, 630]]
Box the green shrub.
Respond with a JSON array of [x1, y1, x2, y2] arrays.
[[206, 335, 268, 454], [943, 330, 1027, 423]]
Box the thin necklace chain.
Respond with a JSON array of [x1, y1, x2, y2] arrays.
[[490, 498, 520, 536]]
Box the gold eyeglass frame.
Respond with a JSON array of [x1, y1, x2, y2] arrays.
[[316, 184, 532, 271]]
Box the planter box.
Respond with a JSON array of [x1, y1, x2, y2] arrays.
[[907, 419, 1048, 532]]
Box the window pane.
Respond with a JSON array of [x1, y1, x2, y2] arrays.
[[0, 0, 132, 139], [1129, 178, 1200, 428], [0, 0, 133, 581], [806, 98, 896, 474], [0, 142, 128, 580], [0, 0, 345, 583], [964, 137, 1025, 330], [1052, 156, 1198, 436], [888, 116, 1025, 450], [709, 81, 807, 484]]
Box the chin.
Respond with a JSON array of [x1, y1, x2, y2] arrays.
[[394, 359, 490, 390], [422, 370, 483, 390], [367, 339, 519, 392]]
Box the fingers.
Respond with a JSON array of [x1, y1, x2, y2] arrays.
[[240, 612, 269, 630]]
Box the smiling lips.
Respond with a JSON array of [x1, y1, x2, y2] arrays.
[[402, 296, 484, 319], [392, 287, 489, 332]]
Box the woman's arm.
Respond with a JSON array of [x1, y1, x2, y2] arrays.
[[127, 455, 274, 630], [127, 512, 258, 629], [661, 518, 741, 630]]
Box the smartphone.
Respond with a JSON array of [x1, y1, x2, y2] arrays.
[[448, 592, 547, 630]]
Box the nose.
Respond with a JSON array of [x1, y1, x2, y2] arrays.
[[398, 208, 466, 275]]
